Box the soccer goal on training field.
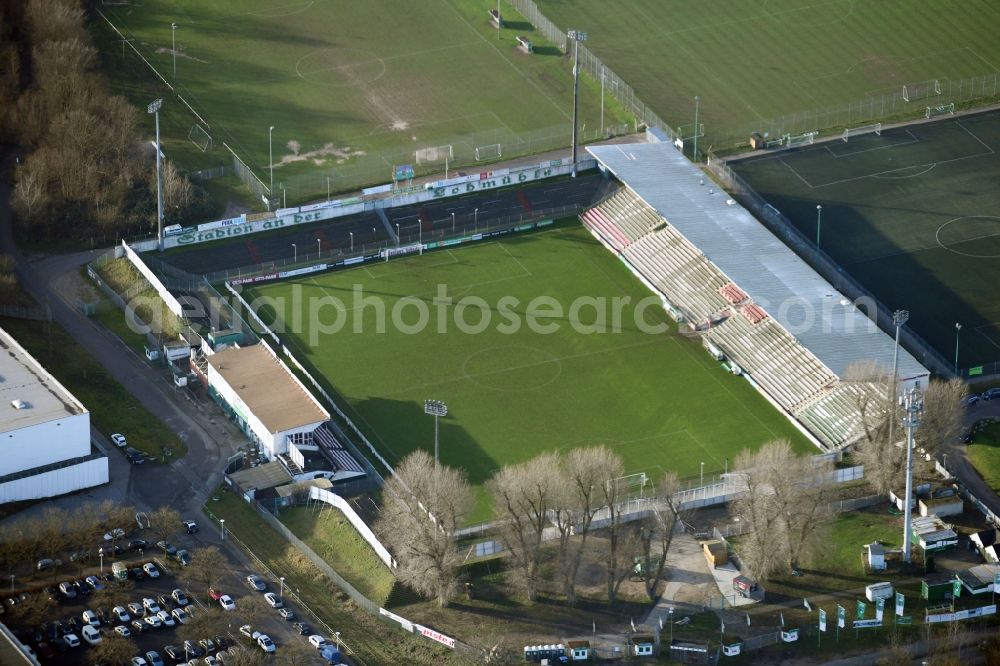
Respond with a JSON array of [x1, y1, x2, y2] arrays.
[[415, 144, 453, 165], [187, 124, 213, 152], [785, 130, 818, 148], [926, 102, 955, 119], [474, 143, 502, 161], [842, 123, 881, 142]]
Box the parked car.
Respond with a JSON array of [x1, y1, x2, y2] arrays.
[[81, 609, 100, 628], [114, 625, 132, 638], [62, 633, 80, 648], [84, 575, 104, 591], [98, 544, 123, 557], [72, 580, 90, 597], [128, 539, 149, 552], [130, 567, 145, 580], [125, 447, 145, 464], [127, 602, 143, 617], [157, 540, 178, 556], [103, 528, 126, 541], [291, 622, 311, 635], [219, 595, 236, 611], [69, 550, 91, 563], [183, 640, 204, 657], [145, 650, 165, 666], [156, 594, 172, 610], [257, 635, 275, 653], [238, 625, 260, 641], [163, 645, 183, 661], [130, 658, 148, 666], [143, 598, 161, 614], [157, 610, 176, 627], [199, 638, 216, 653], [172, 589, 189, 606], [263, 592, 282, 608], [963, 393, 980, 407], [143, 614, 162, 629], [175, 550, 191, 566], [278, 608, 293, 621], [143, 563, 160, 578], [245, 575, 266, 591], [111, 433, 127, 448], [983, 388, 1000, 401], [130, 619, 145, 633], [58, 582, 77, 599], [81, 625, 102, 646], [36, 558, 59, 571], [308, 635, 330, 650], [171, 607, 190, 625], [183, 520, 199, 534], [112, 605, 130, 623]]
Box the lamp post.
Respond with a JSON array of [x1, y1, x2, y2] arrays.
[[668, 607, 674, 644], [955, 323, 962, 375], [692, 95, 702, 162], [268, 125, 275, 197], [887, 310, 909, 449], [279, 576, 285, 598], [171, 23, 177, 77], [349, 232, 354, 252], [451, 212, 456, 233], [901, 385, 924, 563], [291, 244, 297, 262], [474, 208, 478, 230], [700, 461, 704, 486], [815, 205, 822, 249], [372, 227, 376, 242], [99, 553, 104, 575], [335, 631, 341, 652], [395, 223, 400, 246], [147, 98, 164, 251], [220, 519, 226, 542], [568, 30, 588, 178], [316, 238, 321, 258], [424, 400, 448, 465]]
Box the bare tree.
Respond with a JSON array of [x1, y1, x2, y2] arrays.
[[146, 506, 182, 556], [920, 378, 968, 454], [845, 361, 904, 496], [376, 450, 471, 607], [6, 592, 54, 627], [178, 606, 228, 644], [489, 452, 560, 602], [637, 471, 685, 600], [87, 633, 137, 665], [763, 440, 833, 571], [178, 546, 229, 598], [91, 579, 135, 612], [552, 446, 622, 605], [221, 646, 267, 666], [599, 470, 644, 603], [11, 165, 47, 222], [729, 445, 787, 582], [234, 594, 271, 627]]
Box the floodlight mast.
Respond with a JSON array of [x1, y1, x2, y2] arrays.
[[886, 310, 909, 450], [147, 98, 164, 251], [567, 30, 588, 178], [424, 400, 448, 466], [901, 384, 923, 563]]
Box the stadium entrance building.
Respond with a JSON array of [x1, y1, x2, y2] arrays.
[[584, 141, 928, 449]]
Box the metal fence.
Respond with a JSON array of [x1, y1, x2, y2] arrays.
[[705, 153, 953, 376], [225, 142, 270, 203], [708, 73, 1000, 152]]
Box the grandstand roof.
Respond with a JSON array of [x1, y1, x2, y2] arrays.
[[587, 142, 928, 380]]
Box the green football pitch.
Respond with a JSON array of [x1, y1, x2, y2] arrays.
[[535, 0, 1000, 146], [95, 0, 626, 200], [729, 109, 1000, 370], [249, 221, 812, 516]]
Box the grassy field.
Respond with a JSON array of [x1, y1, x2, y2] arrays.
[[968, 420, 1000, 490], [729, 109, 1000, 369], [0, 317, 186, 461], [95, 0, 628, 204], [535, 0, 1000, 147], [249, 221, 812, 518]]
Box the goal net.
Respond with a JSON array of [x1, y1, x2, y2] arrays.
[[187, 124, 213, 152], [902, 79, 942, 103], [474, 143, 502, 161], [415, 144, 453, 165], [842, 123, 881, 142], [926, 102, 955, 119], [785, 130, 818, 148]]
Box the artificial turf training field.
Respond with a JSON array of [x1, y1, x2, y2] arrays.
[[729, 109, 1000, 370], [536, 0, 1000, 145], [97, 0, 622, 196], [250, 221, 812, 517]]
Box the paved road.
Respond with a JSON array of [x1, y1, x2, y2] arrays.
[[946, 398, 1000, 518]]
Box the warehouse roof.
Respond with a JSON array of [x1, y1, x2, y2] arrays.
[[207, 345, 328, 433], [587, 142, 928, 380], [0, 326, 86, 433]]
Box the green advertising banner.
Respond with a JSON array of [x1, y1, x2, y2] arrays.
[[856, 601, 866, 619], [953, 578, 962, 599], [895, 592, 905, 617]]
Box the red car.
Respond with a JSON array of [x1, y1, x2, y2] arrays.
[[208, 588, 223, 601]]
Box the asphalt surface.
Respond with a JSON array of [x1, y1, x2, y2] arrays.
[[158, 173, 605, 276]]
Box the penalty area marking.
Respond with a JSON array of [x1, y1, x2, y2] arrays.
[[935, 216, 1000, 258], [247, 1, 315, 18]]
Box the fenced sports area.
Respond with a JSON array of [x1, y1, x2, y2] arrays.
[[95, 0, 629, 202], [533, 0, 1000, 151], [247, 222, 811, 519], [728, 109, 1000, 372]]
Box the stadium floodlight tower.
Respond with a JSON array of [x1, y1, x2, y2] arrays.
[[567, 30, 587, 178], [424, 399, 448, 466], [886, 310, 909, 450], [147, 98, 164, 250], [268, 125, 275, 199], [901, 383, 923, 563]]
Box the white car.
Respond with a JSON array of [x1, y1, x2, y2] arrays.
[[204, 658, 217, 666], [219, 594, 236, 611], [127, 602, 143, 616], [278, 608, 293, 620], [82, 609, 100, 628], [113, 605, 130, 623], [238, 625, 260, 641], [81, 625, 102, 646], [143, 563, 160, 578], [114, 625, 132, 638], [130, 658, 148, 666], [263, 592, 283, 608], [171, 607, 190, 624], [143, 597, 161, 614], [63, 633, 80, 648], [172, 589, 189, 606], [308, 635, 329, 650], [143, 614, 162, 628], [157, 609, 176, 627], [257, 635, 275, 653], [111, 433, 127, 448]]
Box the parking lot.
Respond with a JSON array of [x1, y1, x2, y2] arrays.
[[5, 525, 341, 664]]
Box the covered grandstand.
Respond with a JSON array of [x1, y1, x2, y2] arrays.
[[584, 142, 928, 449]]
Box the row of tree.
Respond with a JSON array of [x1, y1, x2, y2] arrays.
[[378, 447, 684, 608], [3, 0, 210, 243]]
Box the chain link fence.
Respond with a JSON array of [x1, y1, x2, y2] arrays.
[[705, 152, 953, 376]]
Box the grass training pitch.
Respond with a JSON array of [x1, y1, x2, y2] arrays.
[[729, 109, 1000, 369], [535, 0, 1000, 143], [250, 221, 811, 518], [97, 0, 625, 199]]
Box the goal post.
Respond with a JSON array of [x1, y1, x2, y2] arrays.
[[187, 124, 213, 152], [474, 143, 502, 161], [842, 123, 881, 142], [785, 130, 818, 148], [926, 102, 955, 119], [415, 144, 453, 166]]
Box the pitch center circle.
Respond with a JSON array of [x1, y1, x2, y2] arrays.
[[935, 216, 1000, 258], [295, 48, 386, 87], [462, 346, 562, 391]]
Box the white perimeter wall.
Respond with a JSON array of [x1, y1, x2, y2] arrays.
[[0, 412, 90, 476], [0, 456, 108, 503]]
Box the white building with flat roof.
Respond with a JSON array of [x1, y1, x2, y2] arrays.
[[0, 326, 107, 502]]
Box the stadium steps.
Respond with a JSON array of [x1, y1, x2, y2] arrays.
[[795, 383, 879, 448], [580, 209, 628, 251], [311, 423, 366, 475]]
